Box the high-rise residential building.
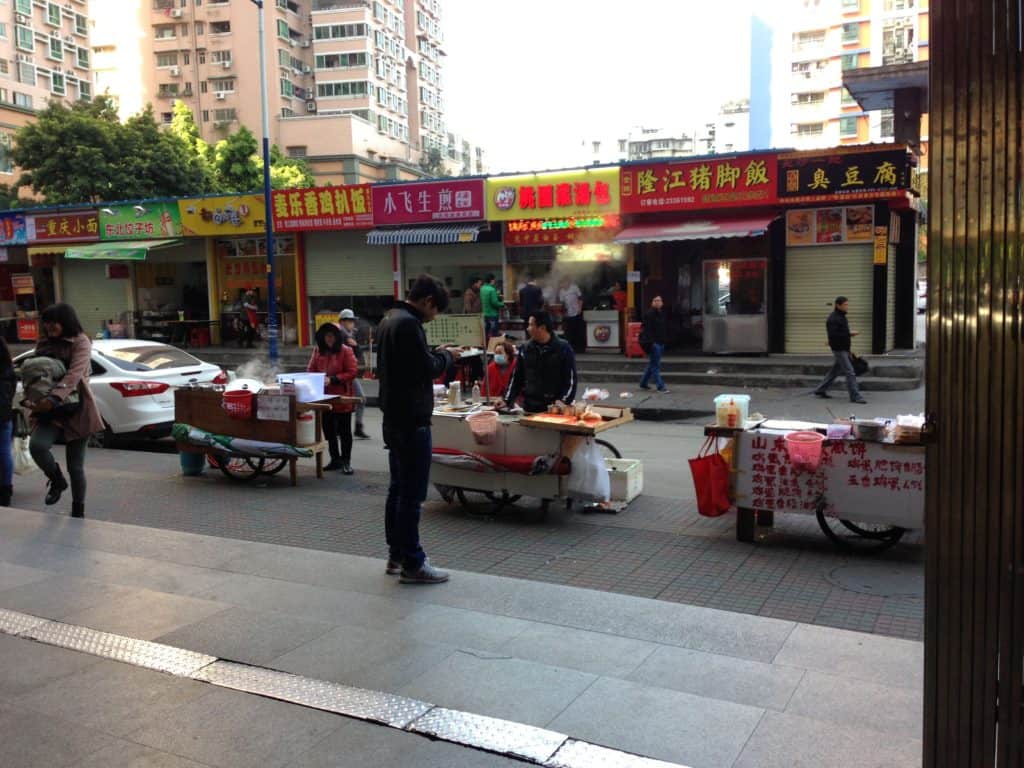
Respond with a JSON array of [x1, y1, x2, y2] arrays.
[[92, 0, 474, 185], [785, 0, 929, 150], [0, 0, 93, 177]]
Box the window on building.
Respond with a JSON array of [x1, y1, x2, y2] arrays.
[[279, 78, 293, 97], [212, 77, 235, 91], [201, 109, 209, 122], [78, 80, 90, 100], [317, 80, 370, 98], [0, 60, 8, 78], [17, 62, 35, 86], [792, 91, 825, 105], [155, 25, 176, 39], [842, 0, 860, 8], [0, 23, 7, 40], [156, 52, 178, 67], [194, 21, 204, 34], [281, 107, 294, 117], [841, 53, 859, 70], [842, 22, 859, 42], [48, 38, 63, 62], [210, 21, 230, 34], [14, 0, 31, 15], [839, 116, 859, 136], [46, 2, 60, 26], [15, 26, 34, 52], [883, 22, 916, 64], [213, 108, 236, 121], [793, 29, 826, 51], [158, 83, 179, 97], [793, 122, 824, 136], [160, 111, 173, 123], [0, 89, 7, 104], [76, 48, 88, 68], [153, 0, 175, 8], [286, 146, 306, 158], [881, 108, 895, 137], [200, 81, 208, 93], [50, 72, 65, 95], [315, 52, 367, 69], [197, 51, 206, 64], [314, 23, 368, 41], [884, 0, 915, 9], [277, 19, 289, 39], [841, 87, 857, 105], [75, 14, 88, 35], [13, 91, 32, 109], [0, 133, 13, 174]]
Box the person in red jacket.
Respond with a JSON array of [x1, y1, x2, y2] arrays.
[[307, 323, 358, 474], [485, 341, 517, 397]]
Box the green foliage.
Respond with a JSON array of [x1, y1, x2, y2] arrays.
[[265, 145, 315, 190], [419, 147, 450, 178], [210, 126, 261, 193]]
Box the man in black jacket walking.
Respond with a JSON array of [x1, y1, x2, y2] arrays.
[[813, 296, 867, 404], [377, 274, 460, 584], [639, 295, 669, 393], [502, 311, 577, 413]]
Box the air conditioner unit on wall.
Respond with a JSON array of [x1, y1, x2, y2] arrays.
[[222, 60, 231, 68], [15, 14, 27, 24], [171, 9, 182, 18], [306, 100, 316, 112], [215, 92, 226, 100], [301, 40, 310, 48]]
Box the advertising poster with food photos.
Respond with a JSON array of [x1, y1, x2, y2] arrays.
[[786, 206, 875, 247]]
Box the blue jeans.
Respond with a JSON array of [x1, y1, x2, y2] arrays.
[[384, 426, 432, 570], [485, 317, 501, 338], [0, 420, 12, 487], [640, 343, 666, 391], [814, 350, 862, 400]]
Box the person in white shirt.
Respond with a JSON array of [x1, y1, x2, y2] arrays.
[[558, 279, 585, 353]]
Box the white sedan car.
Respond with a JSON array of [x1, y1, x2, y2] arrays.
[[16, 340, 228, 441]]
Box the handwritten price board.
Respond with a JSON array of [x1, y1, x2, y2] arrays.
[[732, 431, 925, 529], [424, 314, 485, 348]]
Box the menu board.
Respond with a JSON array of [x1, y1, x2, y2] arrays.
[[424, 313, 485, 348], [786, 206, 874, 247]]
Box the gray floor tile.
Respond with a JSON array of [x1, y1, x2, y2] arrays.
[[733, 711, 922, 768], [0, 700, 115, 768], [0, 634, 101, 697], [109, 559, 237, 598], [126, 687, 344, 768], [0, 574, 137, 621], [0, 560, 54, 591], [785, 670, 923, 738], [60, 588, 229, 640], [395, 603, 533, 652], [500, 622, 659, 679], [399, 651, 597, 728], [156, 606, 337, 666], [75, 739, 211, 767], [271, 624, 459, 692], [15, 659, 209, 738], [547, 676, 763, 768], [285, 717, 527, 768], [627, 644, 805, 711], [773, 623, 923, 690]]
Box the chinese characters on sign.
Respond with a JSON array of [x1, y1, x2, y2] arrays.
[[504, 215, 622, 247], [486, 168, 620, 221], [272, 185, 374, 232], [178, 195, 267, 236], [620, 154, 778, 213], [372, 179, 485, 226], [99, 203, 182, 241], [778, 149, 912, 204], [27, 212, 99, 243]]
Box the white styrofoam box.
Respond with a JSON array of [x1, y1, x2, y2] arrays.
[[607, 458, 643, 502]]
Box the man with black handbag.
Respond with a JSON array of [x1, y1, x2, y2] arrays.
[[813, 296, 867, 404]]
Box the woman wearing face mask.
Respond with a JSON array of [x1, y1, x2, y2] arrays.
[[485, 341, 517, 398]]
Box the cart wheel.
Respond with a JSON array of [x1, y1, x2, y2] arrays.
[[212, 455, 264, 482], [434, 484, 456, 504], [595, 439, 622, 460], [455, 488, 473, 510], [815, 498, 906, 552], [260, 458, 288, 476], [484, 491, 521, 510]]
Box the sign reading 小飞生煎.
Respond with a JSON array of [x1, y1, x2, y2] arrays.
[[372, 178, 485, 226], [620, 153, 778, 213], [487, 168, 619, 221]]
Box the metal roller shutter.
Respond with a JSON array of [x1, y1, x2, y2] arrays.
[[60, 260, 133, 339], [785, 244, 873, 354], [304, 232, 392, 296], [886, 245, 896, 351]]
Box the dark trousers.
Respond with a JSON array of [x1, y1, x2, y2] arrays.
[[324, 411, 352, 463], [814, 350, 862, 400], [240, 321, 258, 348], [485, 317, 501, 338], [30, 422, 88, 502], [384, 426, 431, 570], [564, 314, 585, 352]]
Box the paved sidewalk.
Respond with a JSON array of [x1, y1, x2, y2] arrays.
[[0, 507, 923, 768]]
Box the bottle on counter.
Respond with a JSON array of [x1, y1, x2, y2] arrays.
[[471, 381, 481, 402], [447, 381, 461, 405]]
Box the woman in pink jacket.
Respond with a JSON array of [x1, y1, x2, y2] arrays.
[[307, 323, 358, 474]]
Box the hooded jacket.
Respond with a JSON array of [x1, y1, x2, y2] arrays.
[[307, 323, 358, 413], [826, 309, 852, 352]]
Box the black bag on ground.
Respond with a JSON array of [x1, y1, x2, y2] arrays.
[[850, 353, 869, 376]]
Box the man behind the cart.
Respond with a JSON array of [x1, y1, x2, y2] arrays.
[[501, 310, 578, 414], [377, 274, 460, 585]]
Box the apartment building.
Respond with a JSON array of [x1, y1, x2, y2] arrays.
[[93, 0, 472, 185], [0, 0, 92, 177], [787, 0, 929, 150]]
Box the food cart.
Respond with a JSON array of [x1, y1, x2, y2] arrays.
[[173, 387, 351, 485], [706, 419, 926, 551], [431, 404, 635, 520]]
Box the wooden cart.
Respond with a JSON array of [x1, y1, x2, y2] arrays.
[[174, 388, 342, 486]]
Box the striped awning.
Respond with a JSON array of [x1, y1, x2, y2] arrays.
[[366, 224, 485, 246], [614, 216, 778, 244]]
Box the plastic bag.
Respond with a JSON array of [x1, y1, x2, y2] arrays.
[[688, 436, 731, 517], [565, 437, 610, 503], [13, 436, 36, 476]]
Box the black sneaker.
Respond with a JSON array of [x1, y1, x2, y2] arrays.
[[400, 561, 449, 584], [851, 397, 868, 404], [340, 464, 354, 475], [386, 559, 402, 575], [354, 429, 370, 439], [45, 472, 68, 506], [324, 459, 344, 471], [814, 391, 832, 399]]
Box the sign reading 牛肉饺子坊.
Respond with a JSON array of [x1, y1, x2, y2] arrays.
[[372, 179, 485, 226], [620, 154, 778, 213], [487, 168, 620, 221], [272, 185, 374, 231], [777, 148, 913, 204]]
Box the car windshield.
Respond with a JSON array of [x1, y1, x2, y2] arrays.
[[98, 345, 203, 372]]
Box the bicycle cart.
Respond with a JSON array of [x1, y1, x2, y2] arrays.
[[705, 420, 925, 552], [174, 387, 351, 486], [431, 405, 634, 520]]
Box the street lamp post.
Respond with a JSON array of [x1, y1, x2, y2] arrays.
[[250, 0, 278, 364]]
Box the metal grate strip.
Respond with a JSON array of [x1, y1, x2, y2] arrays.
[[547, 739, 690, 768], [197, 660, 431, 729], [0, 608, 50, 637], [408, 707, 568, 764]]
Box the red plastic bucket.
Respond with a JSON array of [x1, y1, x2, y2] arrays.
[[784, 431, 825, 471], [222, 389, 254, 419]]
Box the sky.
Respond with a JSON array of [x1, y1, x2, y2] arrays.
[[441, 0, 758, 174]]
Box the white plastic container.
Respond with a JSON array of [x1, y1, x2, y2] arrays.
[[277, 372, 325, 403], [295, 412, 315, 445], [607, 458, 643, 503], [714, 394, 751, 427]]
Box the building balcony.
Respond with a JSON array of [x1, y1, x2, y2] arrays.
[[312, 0, 370, 11]]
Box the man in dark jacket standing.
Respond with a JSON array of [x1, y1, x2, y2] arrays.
[[638, 295, 669, 393], [517, 274, 544, 325], [377, 274, 459, 584], [502, 311, 577, 413], [813, 296, 867, 404]]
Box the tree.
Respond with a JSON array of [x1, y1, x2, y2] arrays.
[[168, 101, 216, 190], [419, 147, 450, 178], [265, 145, 315, 190], [121, 106, 213, 199], [210, 126, 261, 193]]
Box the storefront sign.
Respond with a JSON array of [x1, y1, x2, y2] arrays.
[[27, 212, 100, 243], [178, 195, 267, 236], [487, 168, 619, 221], [785, 206, 875, 247], [272, 185, 374, 231], [620, 153, 778, 213], [372, 179, 485, 226], [17, 318, 39, 342], [0, 213, 27, 246], [873, 226, 889, 265], [504, 215, 621, 246], [100, 203, 182, 240], [778, 148, 912, 204]]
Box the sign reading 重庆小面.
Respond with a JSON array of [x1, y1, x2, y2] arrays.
[[178, 195, 267, 236], [785, 206, 875, 247], [372, 179, 485, 226], [620, 154, 778, 213], [778, 148, 912, 204], [272, 185, 374, 231], [486, 168, 620, 221], [99, 203, 182, 240], [27, 212, 100, 243]]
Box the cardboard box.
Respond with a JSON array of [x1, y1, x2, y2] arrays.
[[607, 458, 643, 502]]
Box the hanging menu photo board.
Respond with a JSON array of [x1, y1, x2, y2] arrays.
[[786, 206, 875, 247]]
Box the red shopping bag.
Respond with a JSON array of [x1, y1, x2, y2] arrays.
[[688, 436, 732, 517]]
